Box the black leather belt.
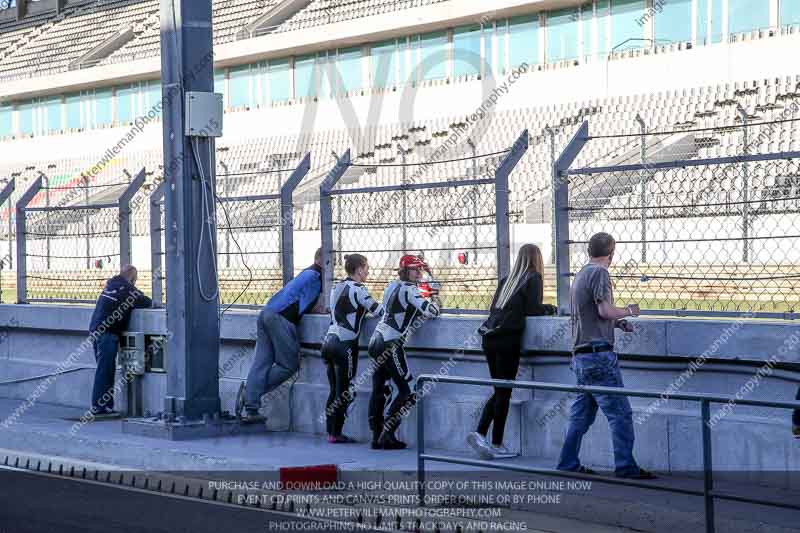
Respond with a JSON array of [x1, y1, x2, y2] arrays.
[[574, 343, 613, 354]]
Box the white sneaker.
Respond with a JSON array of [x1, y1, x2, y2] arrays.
[[489, 444, 519, 459], [466, 432, 494, 460]]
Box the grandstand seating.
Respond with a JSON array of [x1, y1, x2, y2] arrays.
[[273, 0, 451, 33], [0, 0, 158, 77]]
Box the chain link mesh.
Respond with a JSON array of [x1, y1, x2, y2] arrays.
[[567, 121, 800, 315], [330, 179, 499, 311], [216, 196, 283, 307], [24, 202, 121, 302]]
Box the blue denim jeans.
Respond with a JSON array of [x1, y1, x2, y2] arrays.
[[557, 350, 639, 476], [244, 308, 300, 411], [91, 332, 120, 411]]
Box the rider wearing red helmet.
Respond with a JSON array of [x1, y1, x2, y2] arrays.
[[367, 254, 440, 450]]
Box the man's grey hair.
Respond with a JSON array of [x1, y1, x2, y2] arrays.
[[120, 264, 138, 282]]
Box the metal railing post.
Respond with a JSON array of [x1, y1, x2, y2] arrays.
[[701, 399, 716, 533], [118, 168, 146, 267], [467, 138, 479, 263], [38, 172, 51, 270], [636, 114, 647, 264], [0, 179, 15, 304], [398, 144, 408, 254], [16, 176, 43, 304], [546, 125, 556, 265], [494, 129, 529, 281], [738, 104, 750, 264], [82, 174, 91, 269], [219, 159, 231, 269], [150, 181, 166, 308], [417, 377, 426, 508], [553, 122, 589, 314], [280, 153, 311, 285], [319, 150, 350, 311]]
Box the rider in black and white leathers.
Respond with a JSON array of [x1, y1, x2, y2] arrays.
[[368, 265, 439, 449], [322, 271, 383, 442]]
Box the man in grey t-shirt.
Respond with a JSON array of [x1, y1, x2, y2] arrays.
[[557, 232, 655, 479]]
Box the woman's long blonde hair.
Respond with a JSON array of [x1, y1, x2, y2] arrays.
[[494, 244, 544, 310]]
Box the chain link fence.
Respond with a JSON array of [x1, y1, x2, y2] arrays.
[[558, 118, 800, 317], [320, 133, 528, 313], [16, 170, 145, 303]]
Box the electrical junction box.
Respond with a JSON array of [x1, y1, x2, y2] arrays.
[[118, 332, 145, 376], [145, 335, 168, 373], [185, 91, 223, 137]]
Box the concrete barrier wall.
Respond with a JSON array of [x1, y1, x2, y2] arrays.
[[0, 304, 798, 486]]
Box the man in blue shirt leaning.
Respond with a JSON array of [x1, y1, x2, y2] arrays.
[[89, 265, 153, 416], [242, 248, 323, 423]]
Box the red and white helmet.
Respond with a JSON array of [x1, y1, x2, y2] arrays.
[[398, 254, 427, 271]]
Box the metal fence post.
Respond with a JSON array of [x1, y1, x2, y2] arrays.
[[468, 138, 479, 263], [319, 150, 350, 311], [700, 400, 716, 533], [37, 172, 51, 270], [738, 104, 750, 264], [280, 153, 311, 285], [82, 174, 91, 269], [416, 377, 426, 508], [546, 125, 556, 265], [0, 179, 15, 304], [494, 130, 529, 280], [398, 144, 408, 254], [16, 176, 43, 304], [636, 114, 647, 264], [118, 168, 146, 268], [150, 181, 166, 308], [553, 121, 589, 315]]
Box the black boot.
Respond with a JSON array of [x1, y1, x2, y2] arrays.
[[377, 429, 406, 450], [369, 416, 383, 449]]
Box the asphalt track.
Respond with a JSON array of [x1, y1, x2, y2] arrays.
[[0, 467, 362, 533]]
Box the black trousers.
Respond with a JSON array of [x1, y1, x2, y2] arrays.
[[477, 333, 522, 446], [368, 333, 414, 437], [794, 386, 800, 427], [321, 335, 359, 436]]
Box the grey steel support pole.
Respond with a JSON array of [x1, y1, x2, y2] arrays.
[[39, 173, 50, 270], [416, 378, 426, 508], [118, 168, 146, 268], [279, 153, 311, 284], [494, 130, 530, 281], [546, 126, 556, 264], [399, 144, 408, 254], [738, 105, 750, 264], [553, 122, 589, 315], [636, 114, 647, 264], [6, 184, 12, 271], [149, 182, 166, 308], [467, 138, 479, 264], [0, 180, 14, 304], [701, 400, 716, 533], [161, 0, 221, 420], [319, 150, 350, 311], [83, 175, 91, 269], [16, 176, 43, 304], [219, 160, 231, 268]]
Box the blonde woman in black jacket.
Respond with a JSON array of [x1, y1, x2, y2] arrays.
[[468, 244, 556, 459]]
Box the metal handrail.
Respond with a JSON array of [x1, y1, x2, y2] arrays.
[[415, 374, 800, 533]]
